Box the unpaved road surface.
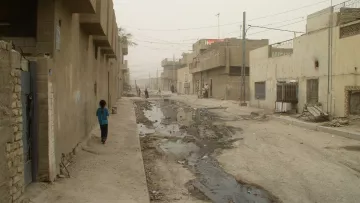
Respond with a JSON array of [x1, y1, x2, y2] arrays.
[[134, 98, 280, 203], [169, 95, 360, 203]]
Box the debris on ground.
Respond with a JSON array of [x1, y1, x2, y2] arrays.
[[323, 118, 350, 127], [299, 104, 329, 122], [134, 99, 280, 203]]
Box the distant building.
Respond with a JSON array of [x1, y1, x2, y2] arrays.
[[249, 7, 360, 117], [190, 38, 269, 100], [161, 58, 181, 91], [177, 53, 194, 94]]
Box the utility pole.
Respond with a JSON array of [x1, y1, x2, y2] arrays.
[[148, 72, 150, 89], [173, 54, 175, 92], [156, 68, 158, 90], [240, 25, 242, 39], [241, 11, 247, 106], [216, 13, 220, 39]]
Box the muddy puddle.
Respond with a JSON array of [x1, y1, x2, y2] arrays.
[[135, 99, 280, 203]]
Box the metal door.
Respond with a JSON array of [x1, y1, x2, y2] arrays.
[[21, 71, 33, 186], [306, 79, 319, 104]]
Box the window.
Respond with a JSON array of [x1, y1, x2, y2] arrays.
[[255, 82, 266, 100]]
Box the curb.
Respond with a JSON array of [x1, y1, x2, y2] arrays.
[[272, 116, 360, 141]]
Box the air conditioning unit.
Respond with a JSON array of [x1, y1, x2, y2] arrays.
[[275, 102, 292, 113]]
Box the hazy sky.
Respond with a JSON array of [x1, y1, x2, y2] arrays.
[[114, 0, 345, 80]]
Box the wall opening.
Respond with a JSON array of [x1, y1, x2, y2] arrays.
[[306, 79, 319, 104], [229, 66, 249, 76], [345, 86, 360, 116], [0, 0, 38, 37], [254, 81, 266, 100], [349, 91, 360, 115]]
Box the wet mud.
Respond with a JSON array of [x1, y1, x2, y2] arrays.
[[135, 99, 281, 203]]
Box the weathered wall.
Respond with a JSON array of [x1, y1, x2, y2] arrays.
[[193, 68, 249, 100], [177, 66, 192, 94], [250, 20, 360, 117], [250, 30, 329, 112], [330, 20, 360, 116], [47, 2, 120, 175], [0, 41, 25, 202]]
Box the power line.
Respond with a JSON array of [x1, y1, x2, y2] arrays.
[[133, 38, 193, 45], [248, 19, 306, 36], [248, 0, 329, 22], [224, 16, 305, 37], [122, 0, 329, 32]]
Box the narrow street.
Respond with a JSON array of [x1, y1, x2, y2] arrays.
[[135, 93, 360, 203], [24, 94, 360, 203]]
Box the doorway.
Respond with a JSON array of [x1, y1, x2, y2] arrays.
[[108, 71, 110, 108], [21, 63, 38, 187], [306, 79, 319, 104], [210, 79, 213, 97], [349, 91, 360, 115]]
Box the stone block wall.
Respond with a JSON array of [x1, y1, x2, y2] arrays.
[[0, 41, 25, 202]]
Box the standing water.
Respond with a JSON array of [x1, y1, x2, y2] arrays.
[[135, 99, 281, 203]]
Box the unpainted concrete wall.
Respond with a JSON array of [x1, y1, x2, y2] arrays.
[[177, 66, 193, 95]]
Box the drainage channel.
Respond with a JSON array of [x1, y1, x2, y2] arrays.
[[135, 99, 280, 203]]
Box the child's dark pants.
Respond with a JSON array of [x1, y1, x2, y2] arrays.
[[100, 124, 108, 142]]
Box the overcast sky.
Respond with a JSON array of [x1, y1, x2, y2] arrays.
[[114, 0, 346, 80]]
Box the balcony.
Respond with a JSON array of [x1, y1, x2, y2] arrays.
[[101, 48, 116, 58], [161, 58, 180, 67], [121, 60, 128, 72], [190, 48, 225, 73], [93, 36, 110, 47], [122, 43, 128, 55], [79, 0, 108, 35], [64, 0, 96, 14]]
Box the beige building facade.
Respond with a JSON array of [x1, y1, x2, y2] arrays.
[[249, 7, 360, 117], [177, 53, 193, 94], [190, 38, 269, 100], [161, 58, 180, 91], [0, 0, 124, 201]]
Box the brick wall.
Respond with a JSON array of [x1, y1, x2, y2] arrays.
[[0, 41, 25, 202]]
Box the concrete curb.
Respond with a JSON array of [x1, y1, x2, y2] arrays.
[[272, 116, 360, 141]]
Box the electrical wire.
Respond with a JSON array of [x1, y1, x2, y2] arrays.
[[122, 0, 329, 32]]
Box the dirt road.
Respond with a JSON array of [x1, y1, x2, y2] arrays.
[[135, 98, 280, 203], [170, 95, 360, 203]]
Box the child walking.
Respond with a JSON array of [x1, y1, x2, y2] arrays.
[[96, 100, 109, 144]]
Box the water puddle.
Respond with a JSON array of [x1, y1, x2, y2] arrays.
[[135, 99, 280, 203]]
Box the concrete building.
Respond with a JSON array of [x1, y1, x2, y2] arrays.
[[0, 0, 123, 201], [177, 53, 194, 94], [161, 58, 181, 91], [249, 6, 360, 117], [190, 38, 269, 100]]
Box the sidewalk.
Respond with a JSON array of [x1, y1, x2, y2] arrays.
[[171, 94, 360, 141], [26, 98, 150, 203]]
